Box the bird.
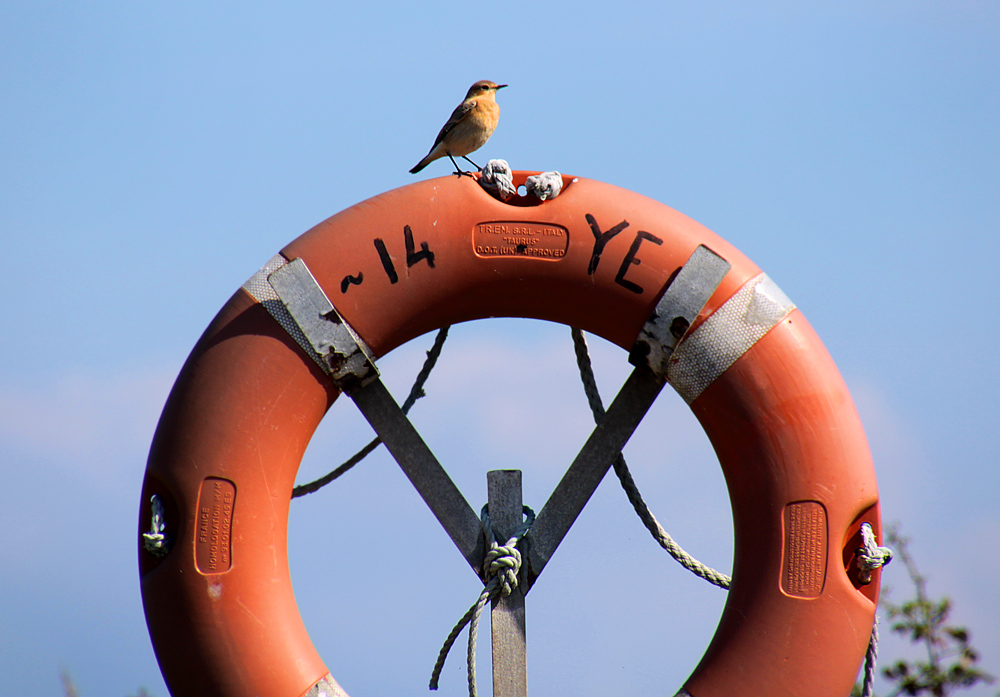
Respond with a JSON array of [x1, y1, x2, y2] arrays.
[[410, 80, 506, 175]]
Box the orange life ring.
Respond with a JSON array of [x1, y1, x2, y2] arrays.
[[140, 171, 882, 697]]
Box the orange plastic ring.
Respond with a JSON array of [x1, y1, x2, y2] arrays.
[[140, 172, 882, 697]]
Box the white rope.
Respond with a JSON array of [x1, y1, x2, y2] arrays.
[[429, 505, 535, 697], [524, 171, 562, 200], [570, 328, 730, 589], [479, 159, 516, 201], [142, 494, 169, 557], [856, 522, 891, 697], [860, 616, 880, 697], [857, 521, 893, 584]]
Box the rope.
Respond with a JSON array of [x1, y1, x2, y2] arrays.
[[292, 326, 450, 497], [570, 327, 894, 697], [142, 494, 169, 557], [860, 616, 879, 697], [430, 504, 535, 697], [524, 171, 563, 201], [282, 321, 892, 695], [569, 327, 731, 589], [856, 522, 891, 697], [479, 160, 516, 202], [856, 521, 893, 584]]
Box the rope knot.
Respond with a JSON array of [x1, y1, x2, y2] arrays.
[[142, 494, 170, 557], [483, 541, 522, 597], [429, 503, 535, 696], [524, 171, 563, 201], [479, 159, 516, 201], [855, 522, 893, 585]]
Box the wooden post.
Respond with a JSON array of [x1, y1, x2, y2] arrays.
[[487, 470, 528, 697]]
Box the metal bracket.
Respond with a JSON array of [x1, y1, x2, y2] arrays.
[[629, 245, 730, 379], [267, 257, 379, 391]]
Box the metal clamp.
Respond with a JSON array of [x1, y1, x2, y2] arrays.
[[267, 257, 379, 391], [629, 245, 731, 379]]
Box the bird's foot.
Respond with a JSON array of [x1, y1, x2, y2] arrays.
[[448, 153, 477, 177]]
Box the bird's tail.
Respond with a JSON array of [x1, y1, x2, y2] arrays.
[[409, 157, 431, 174], [410, 145, 443, 174]]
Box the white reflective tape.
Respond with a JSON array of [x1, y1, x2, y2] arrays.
[[666, 273, 795, 404], [304, 674, 351, 697], [241, 254, 330, 374], [631, 245, 731, 379], [242, 254, 289, 303]]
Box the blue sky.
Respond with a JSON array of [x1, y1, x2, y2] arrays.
[[2, 2, 998, 695]]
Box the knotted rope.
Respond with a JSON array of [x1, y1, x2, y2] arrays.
[[856, 521, 894, 584], [479, 160, 516, 201], [855, 522, 892, 697], [142, 494, 170, 557], [430, 504, 535, 697], [282, 320, 893, 696], [524, 171, 563, 201]]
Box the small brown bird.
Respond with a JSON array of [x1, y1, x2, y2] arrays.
[[410, 80, 506, 175]]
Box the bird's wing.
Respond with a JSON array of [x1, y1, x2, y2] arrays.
[[431, 99, 477, 148]]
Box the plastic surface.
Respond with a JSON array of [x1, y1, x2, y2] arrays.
[[140, 172, 881, 697]]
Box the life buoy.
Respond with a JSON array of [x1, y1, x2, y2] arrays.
[[140, 171, 882, 697]]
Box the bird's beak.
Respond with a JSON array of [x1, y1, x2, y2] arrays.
[[496, 84, 508, 90]]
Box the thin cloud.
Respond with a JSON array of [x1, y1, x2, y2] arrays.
[[0, 368, 177, 487]]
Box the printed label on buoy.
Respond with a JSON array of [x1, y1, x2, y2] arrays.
[[196, 477, 236, 574], [473, 221, 569, 259], [781, 501, 827, 598]]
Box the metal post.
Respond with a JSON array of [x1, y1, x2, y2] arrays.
[[487, 470, 528, 697]]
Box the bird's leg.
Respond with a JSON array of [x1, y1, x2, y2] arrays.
[[447, 153, 473, 177], [462, 155, 482, 171]]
